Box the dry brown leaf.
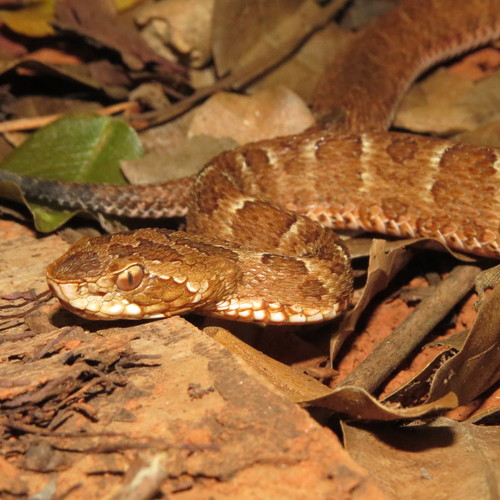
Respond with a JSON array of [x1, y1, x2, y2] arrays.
[[54, 0, 184, 75], [331, 239, 413, 361], [0, 57, 130, 100], [312, 387, 457, 420], [213, 0, 313, 76], [456, 119, 500, 148], [0, 30, 27, 58], [136, 0, 214, 68], [382, 349, 454, 407], [3, 96, 102, 120], [122, 110, 237, 183], [24, 47, 82, 66], [129, 82, 172, 112], [395, 69, 500, 135], [427, 284, 500, 405], [205, 326, 333, 403], [466, 405, 500, 425], [123, 135, 237, 183], [425, 330, 469, 351], [0, 135, 13, 163], [342, 417, 500, 500], [188, 86, 314, 144], [250, 24, 350, 103], [0, 0, 57, 37], [87, 60, 132, 89], [205, 326, 458, 420]]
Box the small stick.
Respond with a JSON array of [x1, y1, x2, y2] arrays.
[[339, 264, 481, 393], [0, 102, 138, 133]]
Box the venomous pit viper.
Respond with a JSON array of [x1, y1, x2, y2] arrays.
[[0, 0, 499, 324]]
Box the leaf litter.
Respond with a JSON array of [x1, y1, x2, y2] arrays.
[[0, 0, 499, 498]]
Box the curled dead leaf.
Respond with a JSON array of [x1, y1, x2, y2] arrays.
[[205, 325, 458, 420]]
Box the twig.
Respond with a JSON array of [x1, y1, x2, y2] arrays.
[[0, 289, 52, 319], [0, 101, 139, 133], [339, 264, 482, 393]]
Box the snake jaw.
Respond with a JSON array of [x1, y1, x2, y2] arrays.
[[47, 279, 142, 320], [47, 276, 205, 320], [46, 268, 219, 320]]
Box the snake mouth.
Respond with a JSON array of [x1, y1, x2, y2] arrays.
[[46, 273, 208, 321], [47, 280, 150, 320]]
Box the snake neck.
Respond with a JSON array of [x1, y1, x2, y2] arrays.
[[312, 0, 500, 131]]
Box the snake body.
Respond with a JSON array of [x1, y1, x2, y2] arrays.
[[5, 0, 500, 323]]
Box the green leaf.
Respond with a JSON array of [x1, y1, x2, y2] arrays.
[[0, 114, 143, 232]]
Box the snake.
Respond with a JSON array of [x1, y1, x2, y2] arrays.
[[1, 0, 500, 323]]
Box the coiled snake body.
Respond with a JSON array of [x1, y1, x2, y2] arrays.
[[5, 0, 500, 323]]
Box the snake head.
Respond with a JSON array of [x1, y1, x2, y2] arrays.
[[46, 228, 240, 320]]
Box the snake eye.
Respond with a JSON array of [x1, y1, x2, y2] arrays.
[[116, 265, 144, 291]]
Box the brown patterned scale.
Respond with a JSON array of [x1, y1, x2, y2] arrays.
[[2, 0, 500, 323]]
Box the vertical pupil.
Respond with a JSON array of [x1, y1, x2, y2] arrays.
[[116, 266, 143, 291]]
